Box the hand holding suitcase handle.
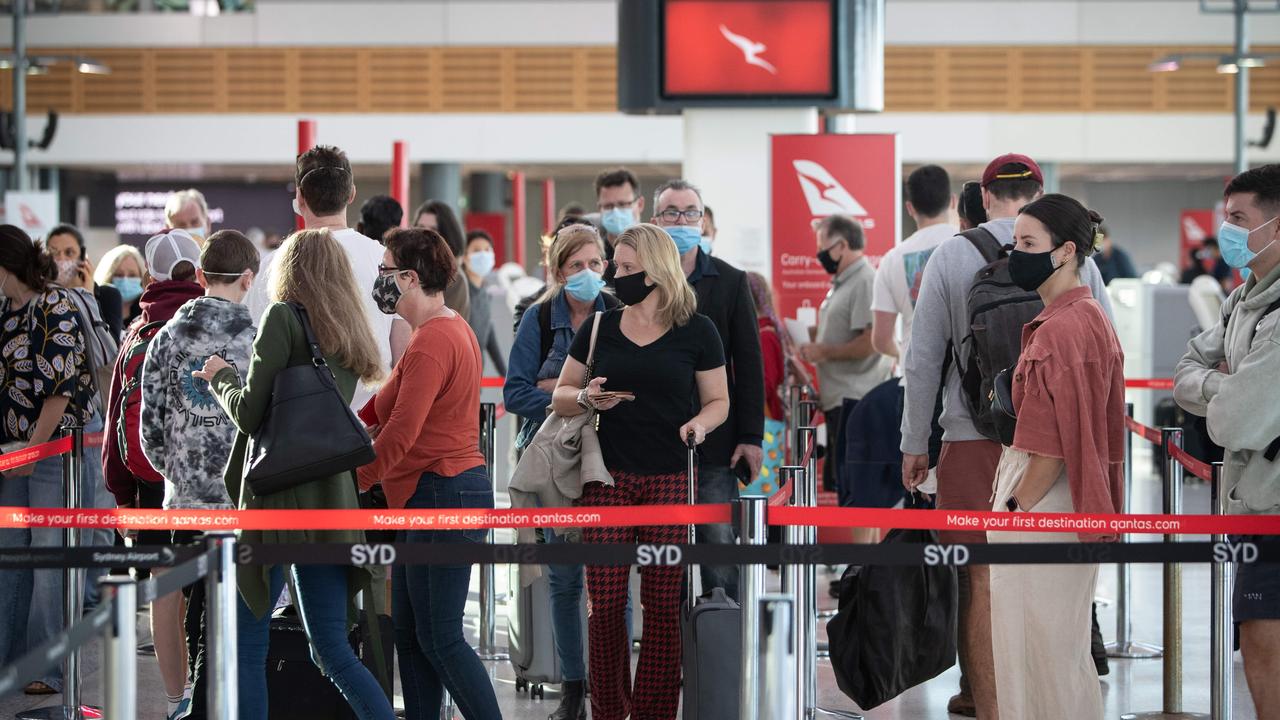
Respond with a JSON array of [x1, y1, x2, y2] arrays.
[[680, 421, 708, 446]]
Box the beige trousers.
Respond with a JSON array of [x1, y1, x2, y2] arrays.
[[988, 447, 1103, 720]]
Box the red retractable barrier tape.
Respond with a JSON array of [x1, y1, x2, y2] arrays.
[[4, 504, 1279, 536], [1126, 417, 1164, 446], [1168, 443, 1214, 483], [1125, 378, 1175, 390], [0, 436, 73, 473]]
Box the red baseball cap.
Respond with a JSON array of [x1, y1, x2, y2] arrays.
[[981, 153, 1044, 188]]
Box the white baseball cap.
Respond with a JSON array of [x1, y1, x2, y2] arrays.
[[145, 228, 202, 281]]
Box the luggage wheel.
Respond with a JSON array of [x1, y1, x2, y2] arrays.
[[532, 683, 545, 700], [515, 678, 528, 693]]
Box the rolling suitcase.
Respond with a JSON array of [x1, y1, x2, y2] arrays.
[[265, 607, 393, 720], [508, 570, 587, 699], [680, 434, 742, 720]]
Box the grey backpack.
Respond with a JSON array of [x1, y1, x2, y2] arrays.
[[956, 228, 1043, 443]]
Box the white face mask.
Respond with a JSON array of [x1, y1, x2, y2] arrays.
[[292, 198, 303, 217]]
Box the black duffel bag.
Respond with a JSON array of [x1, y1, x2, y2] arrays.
[[826, 493, 958, 710]]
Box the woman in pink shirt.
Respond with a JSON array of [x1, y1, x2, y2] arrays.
[[988, 194, 1125, 720]]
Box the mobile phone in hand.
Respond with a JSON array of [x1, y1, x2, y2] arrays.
[[733, 456, 753, 484]]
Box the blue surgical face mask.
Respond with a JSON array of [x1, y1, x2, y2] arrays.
[[601, 208, 636, 236], [1219, 216, 1279, 271], [564, 268, 606, 302], [699, 235, 714, 256], [113, 276, 144, 302], [665, 225, 701, 255], [468, 250, 496, 277]]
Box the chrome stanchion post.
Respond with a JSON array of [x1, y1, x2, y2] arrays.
[[477, 402, 507, 661], [1211, 462, 1233, 720], [20, 426, 91, 720], [1123, 428, 1205, 720], [787, 384, 803, 465], [760, 595, 797, 720], [797, 425, 818, 718], [101, 577, 137, 720], [778, 465, 806, 720], [206, 532, 239, 720], [739, 497, 768, 720], [1109, 402, 1162, 659]]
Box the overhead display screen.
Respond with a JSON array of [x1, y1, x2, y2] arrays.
[[662, 0, 836, 99]]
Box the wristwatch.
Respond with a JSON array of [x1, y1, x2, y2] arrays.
[[1005, 495, 1022, 512], [576, 388, 592, 411]]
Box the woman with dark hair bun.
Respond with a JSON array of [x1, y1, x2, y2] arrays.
[[412, 199, 471, 323], [0, 224, 100, 695], [356, 227, 500, 720], [987, 194, 1124, 720]]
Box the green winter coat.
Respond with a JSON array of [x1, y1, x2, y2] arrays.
[[210, 301, 371, 619]]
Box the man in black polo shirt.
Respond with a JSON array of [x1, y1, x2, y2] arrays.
[[652, 179, 764, 601]]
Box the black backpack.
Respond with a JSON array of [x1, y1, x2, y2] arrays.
[[955, 228, 1044, 443]]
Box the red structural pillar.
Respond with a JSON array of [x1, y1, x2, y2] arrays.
[[296, 119, 317, 230], [512, 171, 527, 269], [541, 178, 556, 235], [391, 140, 410, 228]]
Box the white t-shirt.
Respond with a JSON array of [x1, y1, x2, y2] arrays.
[[246, 227, 392, 411], [871, 223, 958, 363]]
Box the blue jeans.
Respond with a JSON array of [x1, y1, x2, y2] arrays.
[[237, 564, 394, 720], [545, 529, 633, 682], [696, 462, 740, 602], [394, 466, 502, 720], [0, 427, 105, 691]]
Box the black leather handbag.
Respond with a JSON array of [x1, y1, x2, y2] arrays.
[[243, 303, 375, 496], [991, 367, 1018, 447]]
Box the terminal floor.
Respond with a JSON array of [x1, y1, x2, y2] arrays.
[[1, 455, 1260, 719]]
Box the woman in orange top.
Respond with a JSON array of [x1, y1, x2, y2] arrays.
[[355, 227, 500, 720], [989, 194, 1124, 720]]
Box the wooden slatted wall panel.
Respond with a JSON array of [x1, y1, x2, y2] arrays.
[[224, 49, 289, 112], [439, 47, 505, 112], [0, 45, 1275, 114], [368, 48, 438, 112]]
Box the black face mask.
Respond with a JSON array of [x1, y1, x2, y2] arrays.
[[817, 244, 843, 275], [1008, 248, 1063, 292], [614, 271, 656, 306]]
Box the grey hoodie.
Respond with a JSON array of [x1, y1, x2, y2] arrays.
[[901, 216, 1115, 455], [140, 296, 255, 510], [1175, 264, 1280, 515]]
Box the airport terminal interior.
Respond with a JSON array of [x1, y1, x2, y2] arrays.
[[2, 0, 1280, 719]]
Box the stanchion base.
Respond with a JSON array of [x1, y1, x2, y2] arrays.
[[16, 705, 102, 720], [1120, 713, 1209, 719], [1107, 640, 1164, 659], [813, 706, 863, 719], [816, 640, 830, 659], [817, 609, 837, 620], [478, 652, 510, 662]]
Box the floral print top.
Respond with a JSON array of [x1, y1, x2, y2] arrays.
[[0, 287, 93, 442]]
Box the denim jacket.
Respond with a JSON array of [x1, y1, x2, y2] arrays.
[[504, 290, 612, 449]]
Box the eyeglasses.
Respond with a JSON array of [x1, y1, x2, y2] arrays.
[[657, 208, 704, 224], [598, 198, 638, 212], [564, 258, 608, 274], [377, 264, 405, 276]]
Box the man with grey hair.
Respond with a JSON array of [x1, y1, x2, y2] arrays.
[[651, 178, 764, 601], [164, 188, 211, 244]]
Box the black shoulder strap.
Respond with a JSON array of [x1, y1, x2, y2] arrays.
[[960, 227, 1004, 264], [538, 301, 554, 365], [601, 292, 622, 310], [287, 302, 327, 366]]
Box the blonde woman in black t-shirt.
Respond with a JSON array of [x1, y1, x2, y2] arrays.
[[552, 222, 729, 720]]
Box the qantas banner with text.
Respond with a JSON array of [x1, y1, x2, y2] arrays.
[[770, 133, 900, 321]]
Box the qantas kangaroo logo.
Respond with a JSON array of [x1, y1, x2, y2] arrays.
[[792, 159, 869, 217], [719, 24, 778, 75]]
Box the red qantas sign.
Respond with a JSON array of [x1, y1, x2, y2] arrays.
[[663, 0, 834, 97]]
